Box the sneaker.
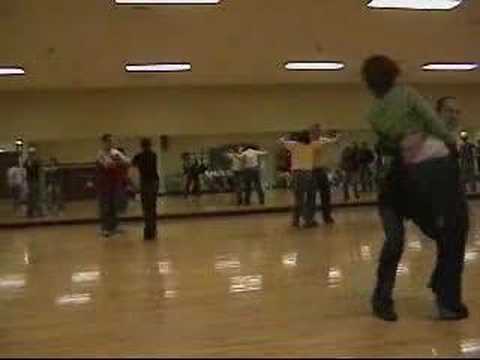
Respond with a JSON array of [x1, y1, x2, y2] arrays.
[[372, 299, 398, 322]]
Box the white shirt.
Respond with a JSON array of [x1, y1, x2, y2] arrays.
[[227, 153, 244, 171], [97, 148, 130, 167], [240, 149, 268, 169]]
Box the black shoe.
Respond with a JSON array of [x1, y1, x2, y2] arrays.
[[304, 221, 319, 228], [372, 299, 398, 322], [292, 221, 301, 228], [324, 217, 335, 225], [437, 302, 469, 321]]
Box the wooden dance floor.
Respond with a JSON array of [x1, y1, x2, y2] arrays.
[[1, 204, 480, 357]]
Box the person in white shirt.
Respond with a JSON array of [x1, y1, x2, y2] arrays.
[[238, 146, 267, 205], [226, 145, 245, 205], [279, 130, 336, 228], [7, 164, 26, 213]]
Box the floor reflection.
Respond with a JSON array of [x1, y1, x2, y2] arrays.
[[0, 204, 479, 356]]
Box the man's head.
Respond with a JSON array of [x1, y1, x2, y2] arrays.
[[437, 97, 460, 130], [101, 134, 113, 151], [141, 137, 152, 151]]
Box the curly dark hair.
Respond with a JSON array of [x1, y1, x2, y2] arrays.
[[362, 55, 401, 98]]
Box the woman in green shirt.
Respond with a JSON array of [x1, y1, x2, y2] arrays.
[[362, 55, 469, 322]]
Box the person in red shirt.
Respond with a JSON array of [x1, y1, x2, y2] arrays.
[[96, 134, 130, 237]]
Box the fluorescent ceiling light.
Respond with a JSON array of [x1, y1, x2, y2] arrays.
[[115, 0, 220, 4], [422, 63, 478, 71], [125, 63, 192, 72], [285, 62, 345, 71], [0, 67, 25, 76], [367, 0, 462, 10]]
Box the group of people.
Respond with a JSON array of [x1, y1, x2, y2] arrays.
[[6, 151, 64, 217]]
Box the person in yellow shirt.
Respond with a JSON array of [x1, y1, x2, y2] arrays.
[[279, 130, 336, 228]]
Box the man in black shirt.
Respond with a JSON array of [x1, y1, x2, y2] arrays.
[[132, 138, 160, 241]]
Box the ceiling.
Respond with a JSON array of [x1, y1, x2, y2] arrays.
[[0, 0, 479, 90]]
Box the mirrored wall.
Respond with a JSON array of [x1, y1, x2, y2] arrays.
[[1, 128, 480, 225]]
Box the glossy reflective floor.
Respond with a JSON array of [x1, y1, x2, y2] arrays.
[[0, 189, 378, 226], [1, 204, 480, 357]]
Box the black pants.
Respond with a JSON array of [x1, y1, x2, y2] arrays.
[[27, 181, 42, 217], [374, 157, 468, 311], [292, 170, 316, 225], [141, 181, 159, 239], [98, 189, 119, 233], [233, 171, 244, 205], [185, 174, 201, 197], [360, 164, 374, 192], [343, 170, 359, 201], [244, 168, 265, 205], [313, 167, 332, 221]]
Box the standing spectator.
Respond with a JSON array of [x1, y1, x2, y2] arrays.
[[226, 146, 245, 205], [358, 142, 375, 193], [96, 134, 130, 237], [458, 133, 476, 192], [25, 148, 43, 218], [239, 146, 267, 206], [310, 124, 338, 224], [7, 163, 26, 214], [116, 148, 131, 214], [340, 143, 360, 202], [44, 157, 64, 215], [132, 138, 160, 241]]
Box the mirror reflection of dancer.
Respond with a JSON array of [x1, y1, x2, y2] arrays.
[[96, 134, 131, 238], [310, 124, 338, 224], [132, 138, 159, 241], [226, 146, 245, 206], [183, 154, 204, 198], [363, 55, 469, 322], [279, 131, 337, 228], [238, 146, 267, 206]]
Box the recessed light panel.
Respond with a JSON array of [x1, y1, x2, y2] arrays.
[[367, 0, 462, 10], [125, 63, 192, 72], [285, 62, 345, 71], [0, 67, 25, 76], [422, 63, 478, 71]]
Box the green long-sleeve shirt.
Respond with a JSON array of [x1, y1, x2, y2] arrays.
[[367, 85, 455, 178]]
